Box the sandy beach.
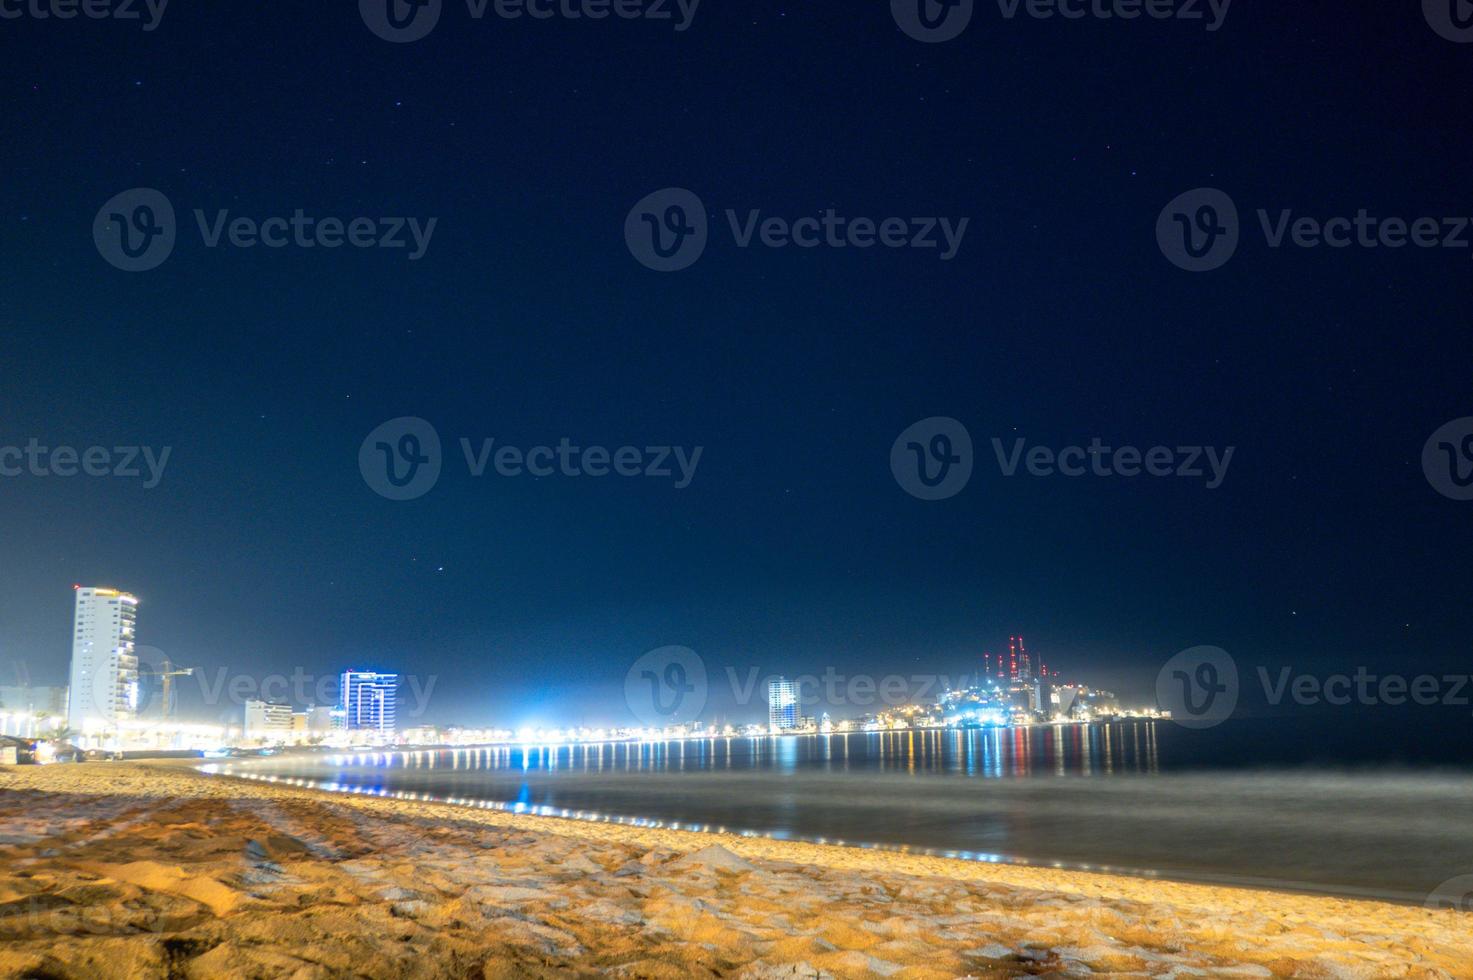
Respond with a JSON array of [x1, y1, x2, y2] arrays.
[[0, 763, 1469, 979]]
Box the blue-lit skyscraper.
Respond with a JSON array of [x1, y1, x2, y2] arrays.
[[768, 677, 798, 732], [339, 670, 398, 735]]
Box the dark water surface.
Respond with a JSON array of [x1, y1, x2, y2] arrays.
[[207, 720, 1473, 903]]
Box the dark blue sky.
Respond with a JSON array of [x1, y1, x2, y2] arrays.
[[1, 1, 1470, 726]]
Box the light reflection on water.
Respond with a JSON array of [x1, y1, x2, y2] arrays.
[[285, 724, 1161, 779], [204, 723, 1473, 903]]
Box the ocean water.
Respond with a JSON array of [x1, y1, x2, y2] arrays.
[[210, 718, 1473, 903]]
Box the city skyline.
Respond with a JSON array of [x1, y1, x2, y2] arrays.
[[4, 570, 1191, 712], [8, 574, 1465, 739], [22, 582, 1181, 735]]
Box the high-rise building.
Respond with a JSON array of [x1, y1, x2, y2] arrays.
[[767, 677, 798, 732], [66, 586, 140, 732], [339, 670, 398, 735]]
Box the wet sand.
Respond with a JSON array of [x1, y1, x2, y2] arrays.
[[0, 762, 1469, 978]]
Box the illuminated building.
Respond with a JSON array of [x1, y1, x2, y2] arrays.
[[767, 677, 798, 732], [244, 700, 293, 738], [295, 705, 334, 737], [1029, 676, 1050, 715], [340, 670, 398, 734], [66, 586, 140, 731], [1009, 635, 1032, 680]]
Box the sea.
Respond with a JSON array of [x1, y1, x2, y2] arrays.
[[203, 710, 1473, 904]]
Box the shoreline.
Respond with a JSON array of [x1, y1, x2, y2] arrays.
[[2, 762, 1471, 978], [197, 761, 1444, 908]]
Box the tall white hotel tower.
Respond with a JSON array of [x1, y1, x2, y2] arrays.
[[66, 586, 141, 731]]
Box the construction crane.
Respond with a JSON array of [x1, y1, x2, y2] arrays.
[[149, 659, 195, 721]]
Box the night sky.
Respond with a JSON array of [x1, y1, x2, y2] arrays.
[[1, 2, 1470, 728]]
